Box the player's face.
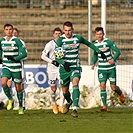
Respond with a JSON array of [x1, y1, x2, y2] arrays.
[[63, 26, 73, 39], [4, 26, 13, 38], [12, 30, 19, 37], [53, 31, 62, 40], [95, 30, 104, 42]]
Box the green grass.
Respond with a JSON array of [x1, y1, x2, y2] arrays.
[[0, 107, 133, 133]]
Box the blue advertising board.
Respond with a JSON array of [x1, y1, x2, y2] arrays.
[[0, 65, 49, 92]]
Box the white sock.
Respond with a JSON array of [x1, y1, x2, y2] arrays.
[[22, 90, 26, 108], [58, 88, 65, 106], [73, 106, 78, 110], [50, 90, 56, 104]]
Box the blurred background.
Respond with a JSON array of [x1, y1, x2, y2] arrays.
[[0, 0, 132, 65]]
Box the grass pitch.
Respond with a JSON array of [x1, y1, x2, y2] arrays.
[[0, 107, 133, 133]]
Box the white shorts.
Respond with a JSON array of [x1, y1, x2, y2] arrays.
[[48, 72, 60, 86]]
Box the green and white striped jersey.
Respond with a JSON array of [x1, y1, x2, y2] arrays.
[[92, 38, 121, 70], [56, 34, 101, 68], [0, 36, 27, 72]]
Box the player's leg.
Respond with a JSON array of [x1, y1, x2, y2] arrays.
[[98, 70, 108, 112], [58, 86, 65, 113], [21, 61, 26, 110], [1, 68, 14, 110], [57, 72, 65, 113], [21, 83, 26, 111], [7, 79, 13, 95], [49, 72, 59, 114], [59, 66, 73, 114], [13, 71, 24, 114], [70, 68, 81, 117], [109, 68, 125, 103]]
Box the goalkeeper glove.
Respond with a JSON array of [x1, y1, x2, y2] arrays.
[[51, 60, 59, 67], [100, 52, 106, 59], [7, 56, 16, 61], [0, 59, 2, 64], [63, 62, 71, 72]]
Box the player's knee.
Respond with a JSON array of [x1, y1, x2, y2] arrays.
[[2, 82, 7, 87], [110, 85, 117, 91], [51, 86, 57, 92], [100, 83, 106, 89], [1, 80, 7, 87]]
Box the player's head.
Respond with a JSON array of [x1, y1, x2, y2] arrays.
[[63, 21, 74, 39], [4, 23, 13, 37], [53, 27, 62, 40], [12, 28, 19, 37], [95, 27, 104, 42]]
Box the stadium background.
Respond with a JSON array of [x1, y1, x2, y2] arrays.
[[0, 0, 133, 109], [0, 0, 132, 65]]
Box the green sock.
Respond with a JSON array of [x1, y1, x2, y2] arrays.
[[115, 86, 122, 95], [63, 91, 71, 103], [72, 86, 80, 107], [100, 90, 107, 106], [3, 86, 13, 100], [17, 90, 23, 107]]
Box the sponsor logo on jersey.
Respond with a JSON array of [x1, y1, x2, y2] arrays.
[[68, 43, 76, 47], [99, 42, 107, 51], [100, 48, 106, 51], [2, 46, 13, 51]]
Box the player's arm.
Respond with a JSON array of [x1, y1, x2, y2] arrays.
[[79, 36, 100, 53], [91, 50, 98, 70], [14, 39, 28, 61], [41, 42, 53, 63], [79, 36, 106, 59], [0, 43, 2, 64], [109, 40, 121, 61], [20, 40, 27, 61]]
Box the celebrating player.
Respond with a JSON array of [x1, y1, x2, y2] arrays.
[[54, 21, 106, 117], [41, 27, 65, 114], [91, 27, 125, 112], [0, 24, 27, 114]]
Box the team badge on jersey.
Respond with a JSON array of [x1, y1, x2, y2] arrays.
[[11, 43, 14, 47]]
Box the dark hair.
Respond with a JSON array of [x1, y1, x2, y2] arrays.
[[95, 27, 104, 33], [53, 27, 62, 34], [4, 23, 13, 29], [13, 28, 19, 33], [63, 21, 73, 28]]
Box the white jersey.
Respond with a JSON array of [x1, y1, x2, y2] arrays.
[[41, 40, 59, 73]]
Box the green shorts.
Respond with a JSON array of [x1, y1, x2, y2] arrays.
[[59, 66, 81, 87], [98, 68, 116, 85], [1, 68, 22, 84]]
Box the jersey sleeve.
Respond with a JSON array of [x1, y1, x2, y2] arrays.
[[0, 40, 2, 60], [0, 49, 2, 59], [14, 39, 28, 61], [20, 39, 27, 60], [41, 42, 53, 63], [109, 40, 121, 61], [91, 50, 98, 65], [55, 37, 63, 48], [79, 36, 101, 53]]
